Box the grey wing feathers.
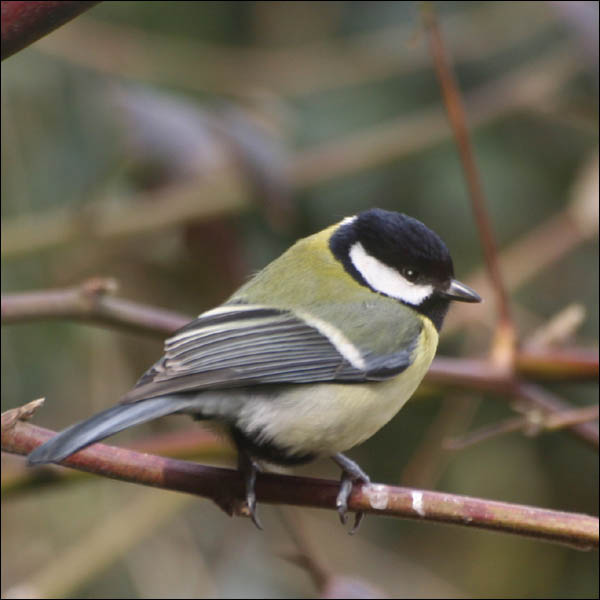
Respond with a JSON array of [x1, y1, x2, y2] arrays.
[[27, 395, 198, 465], [122, 305, 414, 403], [27, 305, 416, 466]]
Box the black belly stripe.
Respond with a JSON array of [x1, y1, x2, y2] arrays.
[[229, 425, 317, 466]]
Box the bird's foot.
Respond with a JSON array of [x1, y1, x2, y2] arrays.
[[237, 450, 263, 530], [332, 453, 370, 534]]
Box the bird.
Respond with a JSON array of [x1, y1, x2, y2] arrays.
[[28, 208, 481, 531]]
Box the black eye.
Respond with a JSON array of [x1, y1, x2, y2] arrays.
[[402, 267, 419, 282]]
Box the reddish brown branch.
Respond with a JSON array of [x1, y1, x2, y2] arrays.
[[2, 425, 233, 497], [426, 361, 598, 448], [1, 1, 101, 60], [2, 409, 597, 550], [1, 278, 188, 336], [2, 280, 597, 380], [516, 348, 599, 381], [423, 6, 515, 353], [427, 355, 598, 387]]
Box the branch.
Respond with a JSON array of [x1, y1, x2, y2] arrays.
[[1, 0, 101, 60], [423, 4, 515, 363], [446, 405, 600, 450], [1, 283, 597, 391], [516, 384, 598, 449], [2, 405, 597, 550], [515, 348, 598, 381], [2, 281, 598, 394], [2, 425, 232, 497], [426, 363, 598, 448], [1, 278, 188, 336], [444, 206, 598, 335], [2, 279, 597, 380]]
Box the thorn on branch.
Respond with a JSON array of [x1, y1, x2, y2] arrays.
[[1, 399, 46, 431]]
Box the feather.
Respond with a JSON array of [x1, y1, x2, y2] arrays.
[[122, 304, 413, 403], [27, 396, 197, 465]]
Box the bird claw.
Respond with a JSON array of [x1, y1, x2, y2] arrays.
[[334, 455, 370, 534], [336, 476, 353, 525], [348, 511, 364, 535], [237, 448, 264, 530], [246, 490, 263, 530]]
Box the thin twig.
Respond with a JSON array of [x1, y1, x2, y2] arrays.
[[2, 280, 597, 381], [426, 361, 599, 449], [2, 412, 597, 550], [446, 405, 599, 451], [445, 416, 526, 451], [1, 278, 189, 336], [423, 4, 516, 364], [445, 152, 599, 333], [516, 383, 599, 449], [544, 405, 600, 431]]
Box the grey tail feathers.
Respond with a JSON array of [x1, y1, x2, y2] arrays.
[[27, 396, 197, 466]]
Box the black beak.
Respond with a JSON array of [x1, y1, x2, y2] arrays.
[[440, 279, 482, 303]]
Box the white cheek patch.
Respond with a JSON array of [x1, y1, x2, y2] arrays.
[[349, 242, 434, 306]]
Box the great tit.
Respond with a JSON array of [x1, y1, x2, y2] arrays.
[[28, 208, 481, 530]]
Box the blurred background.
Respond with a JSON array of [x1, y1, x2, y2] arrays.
[[1, 1, 598, 598]]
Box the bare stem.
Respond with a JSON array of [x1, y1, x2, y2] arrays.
[[2, 425, 233, 497], [423, 5, 515, 358], [2, 280, 597, 379], [2, 412, 597, 551], [446, 405, 599, 451], [516, 383, 599, 449], [1, 278, 189, 336]]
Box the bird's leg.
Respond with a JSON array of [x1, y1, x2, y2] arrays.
[[236, 445, 263, 530], [331, 453, 370, 534]]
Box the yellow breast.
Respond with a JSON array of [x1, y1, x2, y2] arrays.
[[235, 315, 439, 456]]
